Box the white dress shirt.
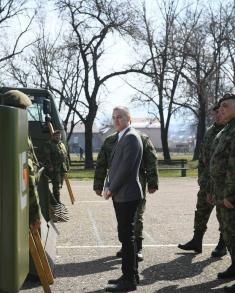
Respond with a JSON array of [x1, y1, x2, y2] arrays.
[[118, 125, 130, 141]]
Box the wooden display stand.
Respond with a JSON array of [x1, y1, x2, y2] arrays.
[[29, 229, 54, 293]]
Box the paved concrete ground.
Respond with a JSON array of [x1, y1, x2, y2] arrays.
[[21, 178, 235, 292]]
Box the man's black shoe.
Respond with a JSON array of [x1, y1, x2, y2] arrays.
[[108, 276, 124, 284], [218, 265, 235, 279], [178, 241, 202, 253], [108, 275, 139, 285], [224, 284, 235, 292], [105, 279, 137, 292], [116, 249, 122, 258]]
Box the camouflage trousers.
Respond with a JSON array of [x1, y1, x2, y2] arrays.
[[194, 189, 214, 233], [134, 198, 146, 240], [49, 171, 65, 203], [29, 174, 40, 225], [219, 207, 235, 259]]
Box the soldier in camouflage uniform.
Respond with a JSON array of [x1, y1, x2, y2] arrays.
[[178, 104, 226, 256], [94, 131, 158, 261], [209, 94, 235, 291], [43, 130, 69, 221]]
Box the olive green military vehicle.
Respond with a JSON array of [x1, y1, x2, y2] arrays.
[[0, 87, 67, 292]]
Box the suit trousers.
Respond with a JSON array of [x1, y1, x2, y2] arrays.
[[113, 199, 140, 281]]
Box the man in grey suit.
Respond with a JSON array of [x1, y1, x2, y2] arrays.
[[104, 106, 143, 292]]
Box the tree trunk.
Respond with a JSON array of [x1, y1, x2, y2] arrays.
[[84, 122, 94, 169], [161, 127, 171, 161], [193, 104, 206, 160]]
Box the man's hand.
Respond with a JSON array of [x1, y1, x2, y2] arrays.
[[30, 219, 41, 232], [148, 188, 157, 194], [103, 188, 112, 199], [95, 190, 102, 196], [224, 198, 235, 209]]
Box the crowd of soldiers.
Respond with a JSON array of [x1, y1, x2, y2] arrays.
[[177, 93, 235, 292], [3, 89, 235, 292], [93, 92, 235, 292]]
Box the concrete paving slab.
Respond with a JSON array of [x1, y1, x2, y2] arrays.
[[21, 178, 234, 292]]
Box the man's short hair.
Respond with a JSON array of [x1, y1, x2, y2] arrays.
[[113, 106, 131, 119]]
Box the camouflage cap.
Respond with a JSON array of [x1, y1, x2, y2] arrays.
[[218, 92, 235, 106], [0, 90, 32, 109]]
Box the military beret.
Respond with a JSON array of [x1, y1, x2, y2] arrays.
[[0, 90, 32, 109], [218, 92, 235, 106]]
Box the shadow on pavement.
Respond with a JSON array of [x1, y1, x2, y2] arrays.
[[55, 255, 121, 277], [154, 278, 228, 293], [141, 253, 221, 285]]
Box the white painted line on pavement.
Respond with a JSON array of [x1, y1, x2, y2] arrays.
[[57, 244, 217, 249], [87, 208, 103, 246], [77, 201, 109, 203], [143, 231, 156, 244]]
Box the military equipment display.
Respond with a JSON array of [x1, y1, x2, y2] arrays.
[[0, 87, 68, 292]]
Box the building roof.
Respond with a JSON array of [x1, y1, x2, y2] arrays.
[[69, 121, 100, 133], [131, 117, 160, 128], [99, 117, 160, 134]]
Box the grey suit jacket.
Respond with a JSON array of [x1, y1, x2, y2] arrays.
[[107, 127, 143, 202]]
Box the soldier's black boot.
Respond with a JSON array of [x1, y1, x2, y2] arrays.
[[211, 233, 227, 257], [218, 260, 235, 279], [136, 239, 144, 262], [178, 231, 204, 253]]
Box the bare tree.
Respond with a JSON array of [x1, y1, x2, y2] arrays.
[[8, 0, 146, 169], [221, 2, 235, 89], [8, 29, 84, 141], [177, 3, 231, 159], [127, 1, 200, 160], [0, 0, 34, 66], [54, 0, 147, 168]]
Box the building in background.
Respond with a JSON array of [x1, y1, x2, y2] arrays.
[[100, 117, 162, 149], [68, 118, 196, 154], [68, 122, 103, 153]]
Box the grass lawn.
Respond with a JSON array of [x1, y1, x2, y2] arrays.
[[68, 162, 198, 180]]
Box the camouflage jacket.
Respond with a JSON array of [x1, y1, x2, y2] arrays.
[[43, 140, 69, 173], [93, 131, 159, 194], [28, 137, 41, 225], [198, 123, 224, 190], [210, 118, 235, 202]]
